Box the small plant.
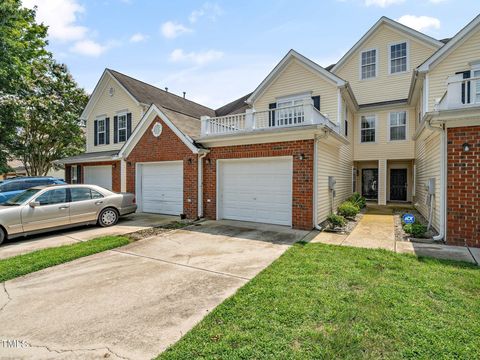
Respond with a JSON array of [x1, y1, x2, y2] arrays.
[[403, 223, 427, 238], [327, 213, 346, 229], [337, 201, 360, 218], [348, 192, 366, 209]]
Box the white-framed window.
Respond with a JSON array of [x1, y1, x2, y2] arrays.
[[389, 42, 408, 74], [360, 115, 376, 143], [117, 113, 127, 142], [71, 165, 77, 184], [472, 66, 480, 103], [97, 118, 106, 145], [389, 111, 407, 141], [275, 93, 309, 126], [361, 49, 377, 80]]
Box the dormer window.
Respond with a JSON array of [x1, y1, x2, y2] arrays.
[[361, 49, 377, 79], [390, 42, 407, 74]]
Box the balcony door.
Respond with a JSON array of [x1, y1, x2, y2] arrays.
[[362, 169, 378, 200], [276, 99, 305, 126]]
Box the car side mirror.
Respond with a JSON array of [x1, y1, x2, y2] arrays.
[[29, 201, 40, 208]]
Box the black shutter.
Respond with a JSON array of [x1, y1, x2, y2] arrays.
[[268, 103, 276, 127], [312, 96, 320, 111], [94, 120, 98, 146], [127, 113, 132, 139], [77, 165, 82, 184], [457, 71, 471, 104], [105, 117, 110, 145], [113, 116, 118, 143]]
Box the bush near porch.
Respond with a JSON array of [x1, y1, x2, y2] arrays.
[[159, 243, 480, 359]]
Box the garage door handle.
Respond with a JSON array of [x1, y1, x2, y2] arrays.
[[95, 201, 103, 205]]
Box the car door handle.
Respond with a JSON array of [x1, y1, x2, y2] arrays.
[[95, 201, 103, 205], [59, 205, 69, 210]]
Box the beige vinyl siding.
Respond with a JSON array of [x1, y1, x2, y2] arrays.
[[317, 104, 354, 223], [86, 77, 144, 153], [428, 27, 480, 110], [334, 24, 438, 105], [354, 106, 416, 161], [414, 128, 441, 231], [253, 59, 339, 124]]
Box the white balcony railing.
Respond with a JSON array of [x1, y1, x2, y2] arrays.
[[435, 74, 480, 111], [201, 103, 339, 137]]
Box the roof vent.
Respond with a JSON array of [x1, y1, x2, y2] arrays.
[[183, 92, 186, 99], [165, 87, 168, 92]]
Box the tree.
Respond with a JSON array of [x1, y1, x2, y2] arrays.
[[11, 60, 88, 176], [0, 0, 49, 173]]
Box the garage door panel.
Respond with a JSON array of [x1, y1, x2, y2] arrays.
[[219, 158, 292, 226], [140, 162, 183, 215], [84, 166, 112, 191]]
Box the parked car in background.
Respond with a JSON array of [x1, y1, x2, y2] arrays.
[[0, 184, 137, 244], [0, 177, 66, 204]]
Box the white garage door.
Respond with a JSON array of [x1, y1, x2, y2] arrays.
[[219, 157, 292, 226], [139, 162, 183, 215], [84, 165, 112, 190]]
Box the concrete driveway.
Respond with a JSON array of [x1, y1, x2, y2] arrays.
[[0, 220, 309, 359], [0, 213, 177, 260]]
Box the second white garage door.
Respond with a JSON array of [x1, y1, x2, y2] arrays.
[[138, 162, 183, 215], [218, 157, 293, 226], [84, 165, 112, 190]]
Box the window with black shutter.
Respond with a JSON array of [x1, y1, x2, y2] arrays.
[[105, 117, 110, 144], [456, 71, 471, 104], [113, 116, 118, 143], [127, 113, 132, 139], [268, 103, 276, 126], [312, 96, 320, 111]]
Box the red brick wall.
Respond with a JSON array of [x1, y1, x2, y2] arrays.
[[125, 116, 198, 219], [203, 140, 315, 230], [447, 126, 480, 248], [65, 161, 121, 192]]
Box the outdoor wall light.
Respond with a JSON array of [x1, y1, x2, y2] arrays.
[[298, 153, 305, 160], [206, 158, 212, 165], [187, 158, 193, 164], [462, 143, 471, 152], [127, 161, 132, 166]]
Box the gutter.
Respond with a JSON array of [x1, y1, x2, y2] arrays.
[[425, 118, 447, 242], [313, 129, 330, 230]]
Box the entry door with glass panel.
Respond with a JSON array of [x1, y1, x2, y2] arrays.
[[362, 169, 378, 200], [473, 68, 480, 103], [276, 99, 305, 126], [390, 169, 407, 201]]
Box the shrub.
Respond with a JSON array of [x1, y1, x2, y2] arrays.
[[337, 201, 360, 218], [403, 223, 427, 238], [348, 192, 366, 209], [327, 214, 346, 229]]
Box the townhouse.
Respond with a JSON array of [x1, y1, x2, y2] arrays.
[[60, 15, 480, 248]]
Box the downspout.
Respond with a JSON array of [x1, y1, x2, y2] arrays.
[[313, 128, 330, 230], [197, 150, 208, 218], [425, 118, 446, 241]]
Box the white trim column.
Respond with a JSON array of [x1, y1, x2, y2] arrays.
[[120, 159, 127, 192], [378, 159, 387, 205]]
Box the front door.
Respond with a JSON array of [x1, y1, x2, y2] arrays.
[[362, 169, 378, 200], [390, 169, 407, 201]]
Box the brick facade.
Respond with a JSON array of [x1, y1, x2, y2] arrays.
[[447, 126, 480, 248], [125, 116, 198, 219], [65, 161, 121, 193], [202, 140, 315, 230]]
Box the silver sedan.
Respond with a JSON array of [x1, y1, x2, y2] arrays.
[[0, 184, 137, 245]]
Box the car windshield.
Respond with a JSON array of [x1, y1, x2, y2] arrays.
[[3, 189, 41, 205]]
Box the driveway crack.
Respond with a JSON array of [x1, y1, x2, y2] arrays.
[[0, 282, 12, 312], [28, 343, 132, 360]]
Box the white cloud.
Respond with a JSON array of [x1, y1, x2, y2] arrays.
[[169, 49, 224, 65], [397, 15, 441, 32], [364, 0, 404, 7], [23, 0, 87, 41], [70, 40, 107, 57], [189, 2, 223, 23], [130, 33, 148, 43], [161, 21, 192, 39]]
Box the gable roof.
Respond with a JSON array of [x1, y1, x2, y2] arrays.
[[107, 69, 215, 119], [247, 49, 346, 104], [215, 92, 252, 116], [417, 14, 480, 72], [331, 16, 444, 73]]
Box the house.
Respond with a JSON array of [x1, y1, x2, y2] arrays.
[[0, 160, 65, 180], [59, 15, 480, 248]]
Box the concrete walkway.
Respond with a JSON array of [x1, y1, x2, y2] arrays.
[[312, 206, 479, 264]]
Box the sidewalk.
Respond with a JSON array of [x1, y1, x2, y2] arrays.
[[311, 206, 479, 265]]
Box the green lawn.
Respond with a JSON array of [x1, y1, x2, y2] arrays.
[[160, 243, 480, 359], [0, 236, 129, 282]]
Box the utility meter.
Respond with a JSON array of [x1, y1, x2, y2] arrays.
[[328, 176, 336, 191]]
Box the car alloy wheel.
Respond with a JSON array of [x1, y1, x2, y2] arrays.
[[0, 227, 4, 245], [99, 208, 118, 227]]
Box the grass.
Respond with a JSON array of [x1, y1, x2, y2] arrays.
[[0, 236, 130, 282], [159, 243, 480, 359]]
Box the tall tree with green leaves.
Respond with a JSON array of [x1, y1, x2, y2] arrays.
[[0, 0, 49, 173], [11, 60, 88, 176]]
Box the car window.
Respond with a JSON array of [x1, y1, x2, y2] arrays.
[[91, 190, 104, 199], [3, 189, 40, 205], [36, 188, 67, 206], [71, 188, 93, 202]]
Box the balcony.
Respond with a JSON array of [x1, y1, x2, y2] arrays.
[[435, 73, 480, 111], [200, 102, 339, 137]]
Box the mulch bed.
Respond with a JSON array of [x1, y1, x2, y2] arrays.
[[319, 207, 366, 235], [392, 208, 439, 243], [127, 220, 194, 241]]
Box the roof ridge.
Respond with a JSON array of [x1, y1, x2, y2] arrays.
[[106, 68, 214, 112]]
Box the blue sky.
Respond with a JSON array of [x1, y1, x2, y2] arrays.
[[24, 0, 480, 109]]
